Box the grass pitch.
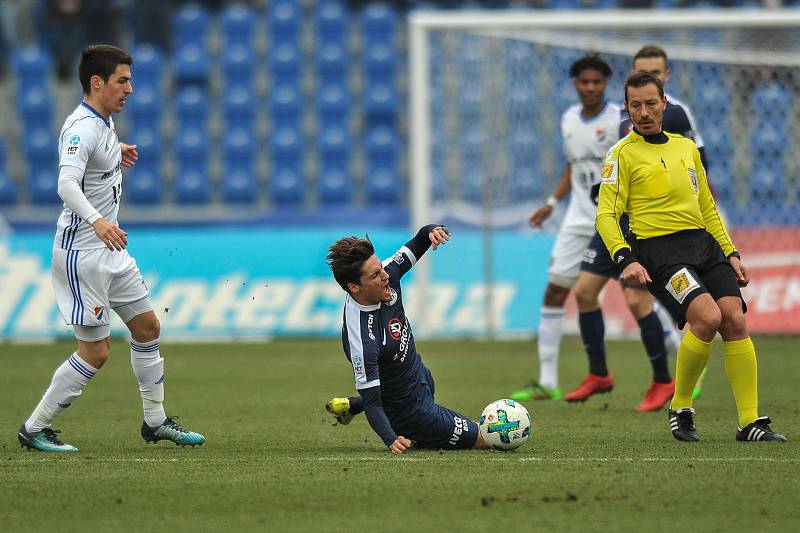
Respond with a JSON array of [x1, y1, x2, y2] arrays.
[[1, 337, 798, 532]]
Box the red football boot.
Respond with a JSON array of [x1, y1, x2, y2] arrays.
[[564, 374, 615, 402], [636, 380, 675, 412]]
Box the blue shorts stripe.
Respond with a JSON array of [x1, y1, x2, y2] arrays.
[[65, 250, 80, 325], [68, 356, 95, 379], [71, 250, 84, 325]]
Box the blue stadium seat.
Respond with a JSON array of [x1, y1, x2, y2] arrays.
[[752, 83, 792, 117], [175, 128, 207, 162], [364, 81, 398, 126], [222, 168, 258, 205], [318, 167, 352, 205], [29, 168, 61, 205], [748, 167, 786, 203], [271, 81, 302, 119], [174, 167, 212, 205], [224, 125, 256, 162], [131, 45, 163, 88], [23, 127, 56, 163], [176, 87, 209, 129], [270, 40, 301, 80], [511, 167, 545, 202], [365, 165, 401, 205], [318, 124, 351, 162], [222, 4, 255, 47], [460, 126, 483, 166], [364, 39, 396, 76], [460, 166, 484, 203], [174, 4, 210, 48], [0, 172, 16, 206], [361, 3, 397, 40], [317, 37, 348, 80], [128, 83, 161, 122], [128, 125, 162, 169], [270, 0, 301, 37], [271, 124, 303, 162], [751, 123, 788, 159], [270, 166, 304, 206], [222, 44, 256, 86], [12, 46, 51, 87], [18, 84, 53, 122], [174, 43, 210, 88], [125, 167, 163, 205], [224, 84, 256, 124], [317, 0, 348, 37], [317, 80, 350, 121], [365, 126, 398, 162]]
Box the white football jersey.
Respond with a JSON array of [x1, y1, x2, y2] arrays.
[[559, 101, 622, 235], [54, 102, 123, 250]]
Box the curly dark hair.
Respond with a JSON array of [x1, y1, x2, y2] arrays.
[[327, 236, 375, 291]]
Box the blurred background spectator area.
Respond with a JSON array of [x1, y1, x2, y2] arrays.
[[0, 0, 796, 227]]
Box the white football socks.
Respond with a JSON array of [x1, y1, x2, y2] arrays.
[[537, 306, 565, 390], [130, 338, 167, 428], [25, 353, 98, 433]]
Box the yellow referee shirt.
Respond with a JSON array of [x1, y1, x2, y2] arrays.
[[596, 130, 736, 260]]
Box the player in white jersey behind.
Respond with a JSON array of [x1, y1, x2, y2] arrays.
[[510, 54, 620, 401], [17, 45, 204, 452]]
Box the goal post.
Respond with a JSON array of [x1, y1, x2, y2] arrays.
[[408, 8, 800, 338]]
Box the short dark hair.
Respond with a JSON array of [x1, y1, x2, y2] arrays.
[[569, 53, 612, 79], [78, 44, 133, 95], [327, 236, 375, 291], [633, 45, 668, 66], [624, 71, 664, 101]]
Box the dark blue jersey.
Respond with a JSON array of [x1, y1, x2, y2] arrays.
[[341, 241, 424, 415]]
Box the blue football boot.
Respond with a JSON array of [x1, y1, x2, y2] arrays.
[[141, 416, 205, 447], [18, 424, 79, 452]]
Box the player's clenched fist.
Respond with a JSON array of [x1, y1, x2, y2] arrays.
[[389, 436, 412, 454], [429, 226, 451, 250]]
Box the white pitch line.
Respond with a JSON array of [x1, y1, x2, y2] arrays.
[[7, 456, 799, 464]]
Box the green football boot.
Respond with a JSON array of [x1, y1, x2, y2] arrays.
[[326, 397, 355, 425], [141, 417, 205, 447], [18, 424, 78, 452], [510, 381, 563, 401]]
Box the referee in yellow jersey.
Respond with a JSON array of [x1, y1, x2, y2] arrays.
[[596, 71, 786, 442]]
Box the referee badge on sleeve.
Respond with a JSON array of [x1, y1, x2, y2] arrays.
[[666, 267, 701, 304], [601, 160, 617, 184]]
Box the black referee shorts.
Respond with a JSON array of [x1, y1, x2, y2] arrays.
[[635, 229, 745, 328]]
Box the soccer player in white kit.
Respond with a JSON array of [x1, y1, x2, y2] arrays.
[[17, 45, 204, 452], [509, 55, 622, 401]]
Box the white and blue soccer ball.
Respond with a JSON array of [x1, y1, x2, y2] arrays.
[[479, 399, 531, 451]]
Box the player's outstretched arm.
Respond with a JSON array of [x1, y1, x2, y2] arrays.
[[530, 163, 571, 228], [359, 386, 406, 453]]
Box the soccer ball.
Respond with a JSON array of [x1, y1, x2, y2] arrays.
[[479, 399, 531, 451]]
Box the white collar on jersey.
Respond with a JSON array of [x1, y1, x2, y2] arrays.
[[345, 294, 381, 312]]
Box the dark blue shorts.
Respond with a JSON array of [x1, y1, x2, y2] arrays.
[[389, 367, 479, 450], [580, 231, 620, 278]]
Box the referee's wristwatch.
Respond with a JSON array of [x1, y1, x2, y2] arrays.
[[613, 248, 638, 270], [727, 251, 741, 260]]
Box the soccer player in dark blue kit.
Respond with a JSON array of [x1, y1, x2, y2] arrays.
[[325, 225, 491, 454]]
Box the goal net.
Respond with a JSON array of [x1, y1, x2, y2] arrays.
[[408, 9, 800, 337]]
